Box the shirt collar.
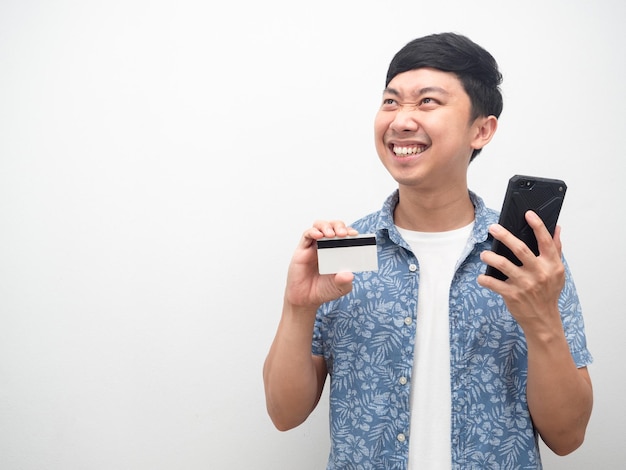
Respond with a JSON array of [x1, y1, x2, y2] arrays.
[[373, 189, 493, 248]]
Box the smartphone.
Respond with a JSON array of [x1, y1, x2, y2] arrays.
[[485, 174, 567, 281]]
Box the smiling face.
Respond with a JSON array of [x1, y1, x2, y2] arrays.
[[374, 67, 496, 194]]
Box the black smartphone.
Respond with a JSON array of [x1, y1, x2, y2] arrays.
[[485, 174, 567, 281]]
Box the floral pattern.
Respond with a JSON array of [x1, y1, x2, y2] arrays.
[[312, 191, 593, 470]]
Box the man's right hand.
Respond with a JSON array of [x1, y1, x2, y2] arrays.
[[284, 220, 358, 310], [264, 220, 357, 430]]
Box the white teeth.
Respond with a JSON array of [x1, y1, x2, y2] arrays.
[[393, 146, 425, 156]]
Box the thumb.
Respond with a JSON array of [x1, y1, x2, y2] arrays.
[[332, 272, 355, 297]]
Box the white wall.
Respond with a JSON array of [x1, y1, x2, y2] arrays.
[[1, 0, 624, 468]]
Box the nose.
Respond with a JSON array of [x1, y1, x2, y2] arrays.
[[389, 104, 419, 133]]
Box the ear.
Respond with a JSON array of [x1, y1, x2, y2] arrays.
[[470, 115, 498, 151]]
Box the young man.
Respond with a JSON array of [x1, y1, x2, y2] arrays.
[[263, 33, 593, 469]]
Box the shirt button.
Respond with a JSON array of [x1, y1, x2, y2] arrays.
[[399, 376, 408, 385], [404, 316, 412, 326], [408, 263, 417, 272], [397, 433, 406, 443]]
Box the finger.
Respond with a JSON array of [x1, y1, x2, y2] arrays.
[[492, 220, 547, 268], [312, 220, 358, 238], [526, 211, 561, 257], [480, 249, 518, 281], [333, 271, 355, 295], [525, 211, 552, 253], [301, 226, 325, 246], [553, 225, 563, 256], [477, 271, 508, 292], [312, 271, 355, 305]]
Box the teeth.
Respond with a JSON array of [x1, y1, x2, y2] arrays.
[[393, 145, 425, 156]]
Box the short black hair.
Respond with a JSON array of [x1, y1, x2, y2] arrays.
[[386, 33, 503, 160]]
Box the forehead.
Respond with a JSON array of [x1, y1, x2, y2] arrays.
[[384, 67, 465, 97]]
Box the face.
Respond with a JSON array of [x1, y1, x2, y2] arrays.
[[374, 67, 493, 192]]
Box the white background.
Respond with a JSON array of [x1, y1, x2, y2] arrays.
[[1, 0, 624, 468]]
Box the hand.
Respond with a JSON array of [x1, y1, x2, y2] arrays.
[[285, 220, 358, 310], [477, 211, 566, 331]]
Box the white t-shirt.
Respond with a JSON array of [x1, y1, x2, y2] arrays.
[[396, 222, 474, 470]]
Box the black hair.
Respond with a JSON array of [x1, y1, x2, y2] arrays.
[[386, 33, 503, 160]]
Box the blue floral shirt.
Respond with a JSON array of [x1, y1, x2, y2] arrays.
[[312, 190, 593, 470]]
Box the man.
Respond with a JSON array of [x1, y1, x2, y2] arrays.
[[263, 32, 593, 469]]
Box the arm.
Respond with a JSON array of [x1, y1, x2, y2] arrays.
[[478, 211, 593, 455], [263, 221, 357, 431]]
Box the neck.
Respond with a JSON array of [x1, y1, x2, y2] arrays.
[[393, 185, 475, 232]]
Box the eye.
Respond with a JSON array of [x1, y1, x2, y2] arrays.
[[381, 97, 398, 110], [419, 97, 440, 109]]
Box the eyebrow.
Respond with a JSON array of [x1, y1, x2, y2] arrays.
[[383, 86, 449, 97]]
